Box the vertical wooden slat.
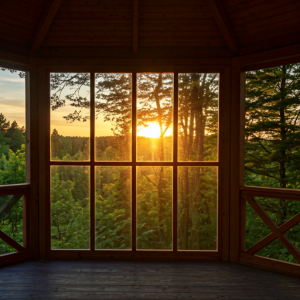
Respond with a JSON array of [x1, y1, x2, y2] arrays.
[[132, 72, 137, 251], [219, 67, 231, 261], [38, 65, 47, 259], [22, 193, 28, 249], [45, 71, 51, 257], [230, 57, 242, 262], [29, 57, 40, 258], [90, 72, 95, 251], [173, 72, 178, 252], [25, 69, 30, 252], [240, 197, 246, 252], [25, 71, 31, 184], [239, 72, 246, 186]]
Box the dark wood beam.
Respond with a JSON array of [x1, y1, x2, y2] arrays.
[[205, 0, 238, 53], [31, 0, 63, 52], [133, 0, 138, 54]]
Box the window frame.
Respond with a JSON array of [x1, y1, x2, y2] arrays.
[[41, 66, 230, 261], [0, 60, 31, 265], [231, 54, 300, 275]]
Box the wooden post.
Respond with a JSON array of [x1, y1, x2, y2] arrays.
[[230, 57, 242, 262], [38, 65, 47, 259], [219, 67, 231, 261], [173, 72, 178, 252], [132, 72, 137, 251], [90, 72, 95, 251], [29, 57, 40, 258]]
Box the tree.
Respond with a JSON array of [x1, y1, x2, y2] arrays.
[[95, 167, 131, 249], [245, 63, 300, 262], [0, 113, 10, 132], [245, 63, 300, 190], [178, 73, 219, 249], [5, 121, 26, 153]]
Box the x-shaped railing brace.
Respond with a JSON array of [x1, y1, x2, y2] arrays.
[[0, 195, 25, 252], [242, 193, 300, 264]]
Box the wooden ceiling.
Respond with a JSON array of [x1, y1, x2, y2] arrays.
[[0, 0, 300, 57]]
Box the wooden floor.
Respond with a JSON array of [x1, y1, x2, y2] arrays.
[[0, 260, 299, 299]]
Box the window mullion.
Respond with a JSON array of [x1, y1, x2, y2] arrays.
[[173, 72, 178, 252], [132, 72, 137, 251], [90, 72, 95, 251]]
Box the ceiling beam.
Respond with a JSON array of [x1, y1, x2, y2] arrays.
[[205, 0, 238, 53], [133, 0, 138, 54], [31, 0, 63, 52]]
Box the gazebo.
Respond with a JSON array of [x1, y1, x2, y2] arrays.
[[0, 0, 299, 298]]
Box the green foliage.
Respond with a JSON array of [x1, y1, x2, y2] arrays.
[[178, 167, 217, 250], [137, 167, 172, 249], [245, 63, 300, 263], [0, 117, 26, 254], [51, 170, 90, 249], [95, 167, 131, 249]]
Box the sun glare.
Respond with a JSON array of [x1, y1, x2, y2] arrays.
[[137, 123, 172, 138]]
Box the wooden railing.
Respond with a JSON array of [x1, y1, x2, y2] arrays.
[[0, 184, 31, 266], [239, 186, 300, 276]]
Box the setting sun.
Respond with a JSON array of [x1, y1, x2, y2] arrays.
[[137, 123, 172, 138]]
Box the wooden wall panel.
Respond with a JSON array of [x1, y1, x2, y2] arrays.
[[222, 0, 300, 46], [43, 0, 227, 48], [0, 0, 47, 46], [44, 0, 133, 47], [138, 0, 226, 47]]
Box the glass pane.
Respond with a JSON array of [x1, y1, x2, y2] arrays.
[[95, 74, 132, 161], [0, 68, 26, 185], [178, 73, 219, 162], [50, 73, 90, 161], [178, 167, 217, 250], [95, 167, 131, 249], [0, 195, 24, 254], [245, 63, 300, 189], [51, 166, 90, 249], [137, 73, 173, 162], [137, 166, 172, 249]]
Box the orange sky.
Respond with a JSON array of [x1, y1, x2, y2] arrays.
[[0, 70, 26, 129]]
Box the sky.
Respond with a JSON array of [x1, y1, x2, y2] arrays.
[[50, 73, 174, 138], [0, 69, 26, 129], [0, 69, 173, 138]]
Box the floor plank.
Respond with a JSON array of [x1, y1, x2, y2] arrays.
[[0, 260, 299, 299]]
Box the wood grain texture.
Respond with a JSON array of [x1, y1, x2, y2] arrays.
[[243, 194, 300, 264], [0, 260, 300, 298], [245, 212, 300, 255], [29, 57, 40, 259], [229, 57, 242, 262], [31, 0, 63, 52], [205, 0, 238, 52], [240, 253, 300, 278], [133, 0, 138, 54], [0, 250, 30, 268]]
